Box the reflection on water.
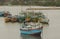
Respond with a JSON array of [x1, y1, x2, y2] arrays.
[[21, 32, 41, 39]]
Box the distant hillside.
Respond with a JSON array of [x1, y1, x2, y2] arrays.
[[0, 0, 60, 6]]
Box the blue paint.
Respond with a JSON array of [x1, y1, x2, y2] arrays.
[[20, 29, 42, 34], [0, 12, 4, 17]]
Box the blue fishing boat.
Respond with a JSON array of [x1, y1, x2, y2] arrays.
[[0, 12, 4, 17], [0, 11, 12, 17], [20, 28, 42, 35], [20, 11, 49, 35], [20, 22, 43, 35]]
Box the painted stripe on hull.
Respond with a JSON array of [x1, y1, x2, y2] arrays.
[[20, 29, 42, 34]]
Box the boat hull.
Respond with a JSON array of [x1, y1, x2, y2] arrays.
[[20, 29, 42, 35]]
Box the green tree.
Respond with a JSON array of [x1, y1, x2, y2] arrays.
[[11, 0, 20, 5]]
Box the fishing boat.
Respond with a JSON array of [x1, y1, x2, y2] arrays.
[[5, 15, 12, 23], [18, 12, 27, 23], [0, 11, 12, 17], [4, 11, 12, 17], [20, 22, 43, 35], [20, 11, 49, 35], [0, 12, 4, 17]]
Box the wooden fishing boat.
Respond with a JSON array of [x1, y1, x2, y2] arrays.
[[20, 22, 43, 35], [4, 11, 12, 17], [20, 11, 49, 35], [5, 16, 12, 23]]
